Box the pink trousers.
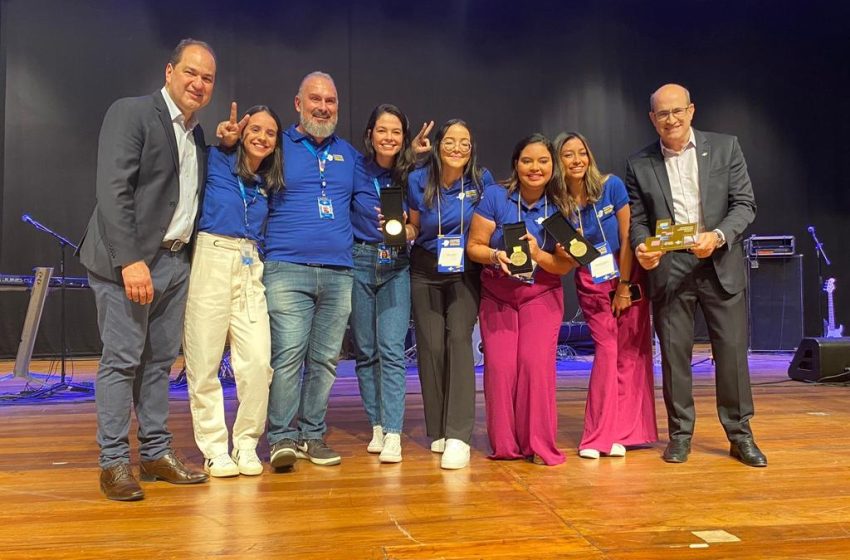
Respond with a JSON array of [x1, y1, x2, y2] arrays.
[[479, 267, 565, 466], [575, 267, 658, 453]]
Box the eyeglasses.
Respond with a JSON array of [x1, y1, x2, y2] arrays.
[[441, 139, 472, 153], [653, 106, 691, 122]]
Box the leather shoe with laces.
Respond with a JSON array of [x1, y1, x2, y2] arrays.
[[100, 462, 144, 501], [662, 439, 691, 463], [139, 452, 209, 484], [730, 438, 767, 467]]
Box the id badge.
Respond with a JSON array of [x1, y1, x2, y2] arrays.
[[588, 242, 619, 284], [240, 241, 254, 266], [318, 196, 335, 220], [377, 243, 394, 264], [436, 235, 465, 273]]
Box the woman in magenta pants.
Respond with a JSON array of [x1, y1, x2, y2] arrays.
[[467, 133, 576, 465]]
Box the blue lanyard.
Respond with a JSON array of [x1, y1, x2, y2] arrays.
[[372, 177, 391, 197], [301, 139, 333, 195], [237, 177, 259, 236]]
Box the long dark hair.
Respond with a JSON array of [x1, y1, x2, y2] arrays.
[[503, 133, 569, 215], [362, 103, 415, 187], [553, 131, 610, 217], [422, 119, 485, 209], [236, 105, 285, 192]]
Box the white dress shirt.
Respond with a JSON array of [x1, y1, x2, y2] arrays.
[[160, 87, 200, 243], [661, 128, 703, 232]]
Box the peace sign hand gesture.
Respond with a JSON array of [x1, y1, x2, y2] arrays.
[[412, 120, 434, 155], [215, 101, 249, 148]]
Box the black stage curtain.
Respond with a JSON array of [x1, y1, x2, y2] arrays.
[[1, 0, 848, 356]]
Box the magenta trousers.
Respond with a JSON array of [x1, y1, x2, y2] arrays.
[[575, 266, 658, 453], [479, 267, 565, 466]]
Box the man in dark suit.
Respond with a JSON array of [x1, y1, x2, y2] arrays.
[[626, 83, 766, 467], [78, 39, 216, 500]]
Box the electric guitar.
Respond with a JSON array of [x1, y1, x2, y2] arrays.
[[823, 278, 844, 338]]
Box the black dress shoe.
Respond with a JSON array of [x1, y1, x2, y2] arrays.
[[730, 439, 767, 467], [662, 439, 691, 463], [139, 452, 209, 484], [100, 462, 144, 501]]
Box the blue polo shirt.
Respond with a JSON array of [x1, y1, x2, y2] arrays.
[[352, 158, 410, 244], [572, 175, 628, 254], [198, 146, 269, 243], [475, 183, 558, 252], [264, 125, 359, 267], [408, 167, 494, 254]]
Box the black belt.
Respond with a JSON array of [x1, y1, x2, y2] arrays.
[[160, 240, 187, 252], [304, 262, 349, 271]]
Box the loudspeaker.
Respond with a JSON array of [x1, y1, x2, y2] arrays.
[[788, 337, 850, 382], [747, 255, 803, 351]]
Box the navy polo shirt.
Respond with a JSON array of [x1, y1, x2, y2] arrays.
[[475, 183, 557, 252], [352, 158, 408, 244], [198, 146, 269, 243], [408, 167, 494, 254], [264, 125, 359, 267], [572, 175, 628, 254]]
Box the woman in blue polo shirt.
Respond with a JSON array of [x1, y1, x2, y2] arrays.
[[350, 104, 417, 463], [555, 132, 657, 460], [182, 105, 284, 478], [407, 119, 494, 470], [467, 133, 576, 466]]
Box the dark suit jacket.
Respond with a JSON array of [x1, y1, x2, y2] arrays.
[[77, 91, 207, 282], [625, 129, 756, 299]]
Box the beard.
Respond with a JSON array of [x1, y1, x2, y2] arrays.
[[300, 110, 337, 139]]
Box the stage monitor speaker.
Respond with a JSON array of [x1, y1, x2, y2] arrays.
[[747, 255, 803, 352], [788, 337, 850, 382]]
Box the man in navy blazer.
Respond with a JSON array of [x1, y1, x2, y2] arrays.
[[78, 39, 216, 500], [626, 83, 766, 467]]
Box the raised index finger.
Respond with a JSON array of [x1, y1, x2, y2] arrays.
[[229, 101, 238, 124]]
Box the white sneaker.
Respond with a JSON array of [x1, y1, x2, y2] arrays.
[[440, 438, 470, 470], [578, 448, 600, 459], [430, 438, 446, 454], [205, 453, 239, 477], [379, 433, 402, 463], [367, 425, 384, 454], [608, 443, 626, 457], [232, 448, 264, 476]]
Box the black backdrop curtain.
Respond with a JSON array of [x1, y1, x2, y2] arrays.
[[1, 0, 848, 357]]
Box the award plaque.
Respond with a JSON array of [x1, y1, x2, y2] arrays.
[[502, 222, 534, 275], [541, 211, 600, 266], [643, 219, 698, 252], [379, 186, 407, 247]]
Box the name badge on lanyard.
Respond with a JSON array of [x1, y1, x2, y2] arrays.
[[303, 140, 335, 220], [589, 242, 619, 283], [577, 203, 620, 283], [437, 235, 465, 273], [436, 179, 466, 273], [373, 177, 395, 264]]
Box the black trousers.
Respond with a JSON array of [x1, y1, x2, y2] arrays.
[[409, 245, 481, 443], [653, 256, 754, 443]]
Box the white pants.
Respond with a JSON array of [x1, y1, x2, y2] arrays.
[[183, 232, 273, 458]]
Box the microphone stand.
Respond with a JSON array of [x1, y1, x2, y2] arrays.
[[808, 226, 831, 337], [20, 214, 90, 395]]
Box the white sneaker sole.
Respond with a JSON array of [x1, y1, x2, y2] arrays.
[[270, 449, 297, 470], [295, 450, 342, 466]]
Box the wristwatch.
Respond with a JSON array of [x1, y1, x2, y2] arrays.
[[712, 229, 726, 248]]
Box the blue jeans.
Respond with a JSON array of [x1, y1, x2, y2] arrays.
[[264, 261, 353, 443], [349, 243, 411, 433]]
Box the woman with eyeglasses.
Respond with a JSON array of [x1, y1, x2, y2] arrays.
[[407, 119, 494, 470], [555, 132, 657, 460], [349, 104, 431, 464], [467, 133, 575, 466], [183, 105, 284, 477]]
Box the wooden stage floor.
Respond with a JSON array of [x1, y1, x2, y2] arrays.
[[1, 350, 849, 559]]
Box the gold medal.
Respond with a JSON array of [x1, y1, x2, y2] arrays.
[[385, 219, 403, 236], [510, 246, 528, 267], [569, 238, 587, 257]]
